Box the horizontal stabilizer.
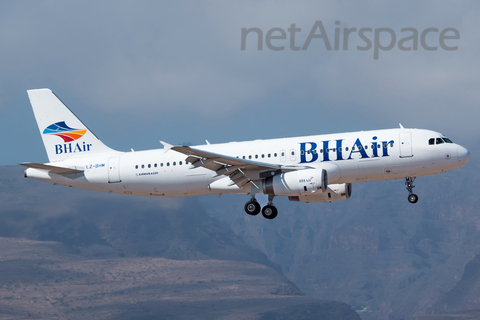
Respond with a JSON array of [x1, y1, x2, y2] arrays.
[[19, 162, 84, 174]]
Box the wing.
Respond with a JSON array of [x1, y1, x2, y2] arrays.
[[160, 141, 311, 188]]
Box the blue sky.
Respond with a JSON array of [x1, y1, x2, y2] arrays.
[[1, 0, 479, 165]]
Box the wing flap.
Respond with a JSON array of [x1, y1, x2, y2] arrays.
[[171, 145, 281, 171], [164, 143, 313, 180]]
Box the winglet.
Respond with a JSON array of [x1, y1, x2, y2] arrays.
[[399, 123, 404, 129], [160, 141, 174, 153]]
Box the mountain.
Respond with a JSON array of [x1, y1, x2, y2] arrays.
[[0, 165, 360, 319], [400, 309, 480, 320], [430, 254, 480, 313], [203, 141, 480, 320], [0, 236, 361, 320]]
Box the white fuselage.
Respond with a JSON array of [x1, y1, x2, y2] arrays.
[[25, 128, 470, 199]]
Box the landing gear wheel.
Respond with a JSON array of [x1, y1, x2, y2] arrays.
[[408, 194, 418, 204], [262, 205, 278, 220], [244, 200, 261, 215], [405, 177, 418, 204]]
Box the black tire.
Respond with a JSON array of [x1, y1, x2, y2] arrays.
[[245, 200, 261, 215], [262, 205, 278, 220], [408, 194, 418, 204]]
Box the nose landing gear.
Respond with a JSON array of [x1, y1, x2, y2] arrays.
[[405, 177, 418, 204]]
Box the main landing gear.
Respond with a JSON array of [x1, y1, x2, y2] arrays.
[[244, 195, 278, 220], [405, 176, 418, 204]]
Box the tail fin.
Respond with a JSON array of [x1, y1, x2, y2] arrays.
[[27, 89, 118, 163]]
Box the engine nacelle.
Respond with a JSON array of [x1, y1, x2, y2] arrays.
[[263, 169, 328, 196], [288, 183, 352, 203]]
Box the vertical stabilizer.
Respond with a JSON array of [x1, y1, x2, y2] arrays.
[[27, 89, 118, 163]]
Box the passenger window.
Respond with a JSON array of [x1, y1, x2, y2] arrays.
[[326, 148, 329, 152], [320, 149, 323, 153], [291, 151, 294, 155], [135, 165, 138, 169], [255, 155, 258, 159], [346, 147, 349, 151], [173, 162, 176, 166], [429, 138, 435, 145], [141, 164, 144, 169], [148, 164, 151, 168], [436, 138, 444, 144], [383, 143, 387, 148], [281, 152, 284, 156], [274, 153, 277, 157], [268, 154, 271, 158], [167, 162, 170, 166], [364, 145, 368, 150], [333, 148, 336, 152], [262, 154, 265, 158], [154, 163, 157, 168], [179, 161, 182, 165], [390, 142, 394, 147], [339, 147, 342, 152], [352, 146, 356, 151], [301, 150, 305, 155], [313, 149, 317, 154], [359, 146, 363, 150], [243, 156, 245, 159], [249, 155, 252, 159]]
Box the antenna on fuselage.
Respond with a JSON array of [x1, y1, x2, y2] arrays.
[[399, 123, 405, 129]]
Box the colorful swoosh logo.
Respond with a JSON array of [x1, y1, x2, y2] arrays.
[[43, 121, 87, 142]]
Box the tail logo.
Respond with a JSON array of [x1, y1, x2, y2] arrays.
[[43, 121, 87, 142]]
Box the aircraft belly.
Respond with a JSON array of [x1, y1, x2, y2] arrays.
[[357, 158, 383, 181], [185, 172, 211, 195], [151, 172, 188, 196]]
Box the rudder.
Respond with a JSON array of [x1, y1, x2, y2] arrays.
[[27, 89, 117, 163]]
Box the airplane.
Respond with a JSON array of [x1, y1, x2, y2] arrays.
[[21, 89, 471, 219]]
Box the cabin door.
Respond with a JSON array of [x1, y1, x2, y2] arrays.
[[108, 157, 122, 183], [399, 133, 413, 158]]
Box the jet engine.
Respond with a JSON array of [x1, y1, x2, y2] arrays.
[[262, 168, 328, 196], [288, 183, 352, 203]]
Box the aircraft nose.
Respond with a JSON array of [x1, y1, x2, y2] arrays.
[[457, 145, 471, 165]]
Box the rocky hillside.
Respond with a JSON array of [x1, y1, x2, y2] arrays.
[[0, 237, 361, 320], [430, 254, 480, 313], [0, 165, 360, 320], [400, 309, 480, 320]]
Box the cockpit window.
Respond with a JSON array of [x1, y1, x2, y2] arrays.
[[443, 138, 453, 143], [428, 138, 435, 145], [436, 138, 444, 144]]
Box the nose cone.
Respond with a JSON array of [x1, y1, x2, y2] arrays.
[[457, 145, 471, 166]]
